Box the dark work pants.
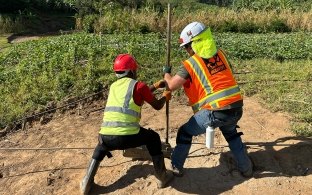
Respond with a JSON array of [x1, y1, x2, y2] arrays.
[[92, 126, 163, 161]]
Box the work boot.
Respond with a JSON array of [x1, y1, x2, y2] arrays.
[[172, 165, 184, 177], [80, 159, 101, 195], [151, 154, 174, 188], [241, 156, 254, 178]]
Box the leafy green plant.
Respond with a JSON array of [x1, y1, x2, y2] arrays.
[[0, 32, 311, 136], [234, 58, 312, 136], [81, 14, 98, 33], [268, 19, 291, 33]]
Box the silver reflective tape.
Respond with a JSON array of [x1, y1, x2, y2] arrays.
[[192, 86, 240, 111], [101, 121, 140, 127], [188, 57, 211, 94], [124, 79, 137, 108], [104, 106, 141, 117]]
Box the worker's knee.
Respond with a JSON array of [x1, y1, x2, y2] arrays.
[[147, 128, 161, 139], [176, 126, 192, 145], [225, 132, 243, 142], [144, 128, 161, 146], [145, 128, 161, 148], [92, 144, 112, 161]]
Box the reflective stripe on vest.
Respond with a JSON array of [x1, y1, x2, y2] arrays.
[[104, 106, 140, 118], [100, 78, 141, 135], [191, 85, 241, 111], [187, 56, 212, 94], [103, 79, 141, 119], [183, 50, 242, 112], [102, 121, 140, 127]]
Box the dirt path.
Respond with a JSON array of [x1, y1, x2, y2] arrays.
[[1, 96, 312, 195]]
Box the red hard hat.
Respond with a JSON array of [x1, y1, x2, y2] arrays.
[[113, 54, 138, 71]]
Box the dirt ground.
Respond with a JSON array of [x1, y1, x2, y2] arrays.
[[1, 96, 312, 195]]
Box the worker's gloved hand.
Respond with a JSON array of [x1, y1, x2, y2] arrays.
[[163, 66, 171, 74], [153, 80, 166, 89], [162, 90, 171, 101]]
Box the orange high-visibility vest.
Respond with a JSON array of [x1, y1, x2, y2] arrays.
[[182, 49, 243, 113]]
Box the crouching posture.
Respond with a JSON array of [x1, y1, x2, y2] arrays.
[[80, 54, 173, 194], [163, 22, 253, 178]]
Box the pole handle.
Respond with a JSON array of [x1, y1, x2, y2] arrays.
[[165, 3, 172, 144]]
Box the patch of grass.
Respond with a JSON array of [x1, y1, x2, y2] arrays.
[[1, 33, 311, 137], [234, 58, 312, 136], [0, 34, 11, 50]]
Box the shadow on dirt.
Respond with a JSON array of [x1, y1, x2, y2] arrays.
[[169, 136, 312, 194], [247, 136, 312, 178], [89, 136, 312, 195], [91, 164, 153, 194]]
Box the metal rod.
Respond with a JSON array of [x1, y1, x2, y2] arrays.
[[165, 3, 172, 144], [166, 3, 171, 68]]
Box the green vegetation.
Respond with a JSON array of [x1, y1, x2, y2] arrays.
[[0, 34, 11, 50], [1, 0, 312, 34], [0, 33, 166, 128], [0, 0, 74, 34], [0, 0, 311, 136], [216, 32, 312, 60], [0, 32, 311, 135], [235, 59, 312, 136], [0, 16, 23, 34], [229, 0, 312, 11], [81, 5, 312, 34]]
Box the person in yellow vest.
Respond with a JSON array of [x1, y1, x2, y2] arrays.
[[163, 22, 253, 178], [80, 54, 173, 195]]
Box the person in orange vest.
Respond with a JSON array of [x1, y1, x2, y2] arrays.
[[163, 22, 253, 178], [80, 54, 173, 195]]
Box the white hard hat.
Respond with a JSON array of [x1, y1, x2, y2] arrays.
[[179, 22, 206, 47]]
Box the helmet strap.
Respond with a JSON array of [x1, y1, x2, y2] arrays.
[[131, 70, 137, 79], [115, 70, 130, 78]]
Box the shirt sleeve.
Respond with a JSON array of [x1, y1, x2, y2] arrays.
[[176, 64, 190, 79], [133, 81, 155, 106]]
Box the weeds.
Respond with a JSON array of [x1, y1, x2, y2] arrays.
[[235, 59, 312, 135], [0, 32, 311, 135]]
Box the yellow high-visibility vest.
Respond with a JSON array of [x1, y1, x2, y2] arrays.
[[100, 77, 141, 135]]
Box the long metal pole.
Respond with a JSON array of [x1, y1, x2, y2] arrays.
[[165, 3, 172, 144]]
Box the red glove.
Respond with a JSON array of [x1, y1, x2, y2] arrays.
[[162, 90, 171, 101]]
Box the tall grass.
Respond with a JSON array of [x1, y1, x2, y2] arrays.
[[1, 3, 312, 34], [92, 8, 167, 33], [198, 9, 300, 32], [230, 0, 312, 11], [82, 7, 312, 34], [0, 15, 24, 34]]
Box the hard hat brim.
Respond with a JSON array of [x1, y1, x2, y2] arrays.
[[180, 43, 187, 47]]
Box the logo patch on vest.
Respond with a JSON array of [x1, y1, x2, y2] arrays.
[[206, 54, 227, 75]]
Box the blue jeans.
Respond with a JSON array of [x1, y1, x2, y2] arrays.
[[171, 107, 252, 172]]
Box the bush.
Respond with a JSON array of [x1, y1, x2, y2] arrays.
[[81, 14, 98, 33], [216, 20, 239, 32], [238, 21, 260, 33], [0, 15, 24, 33], [268, 19, 291, 33]]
